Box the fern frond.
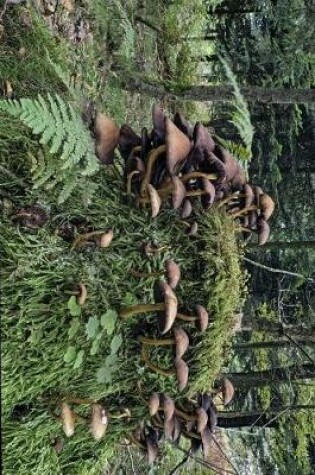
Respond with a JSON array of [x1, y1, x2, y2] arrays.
[[0, 94, 100, 204]]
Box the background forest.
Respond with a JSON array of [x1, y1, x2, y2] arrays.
[[1, 0, 314, 474]]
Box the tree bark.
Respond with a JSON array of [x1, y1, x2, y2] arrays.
[[248, 241, 315, 250], [124, 79, 315, 104], [233, 337, 315, 350], [217, 405, 315, 428], [224, 363, 315, 387]]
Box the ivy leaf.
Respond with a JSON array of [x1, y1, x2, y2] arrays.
[[100, 310, 117, 335], [68, 318, 80, 339], [73, 349, 85, 369], [96, 365, 113, 384], [90, 337, 101, 356], [67, 296, 81, 317], [105, 353, 118, 367], [85, 316, 100, 340], [110, 334, 123, 354], [64, 346, 76, 363]]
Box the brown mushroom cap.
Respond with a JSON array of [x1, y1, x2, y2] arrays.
[[118, 124, 141, 160], [94, 112, 120, 165], [200, 178, 216, 209], [165, 118, 191, 175], [207, 402, 218, 432], [152, 104, 166, 146], [221, 377, 235, 406], [196, 407, 208, 434], [201, 151, 227, 183], [60, 402, 75, 437], [163, 395, 176, 422], [90, 403, 108, 441], [147, 184, 162, 218], [186, 221, 198, 236], [196, 305, 209, 332], [257, 217, 270, 245], [171, 176, 187, 209], [243, 184, 254, 208], [165, 259, 181, 290], [148, 393, 161, 416], [259, 193, 275, 221], [181, 198, 193, 219], [173, 327, 189, 359], [154, 281, 178, 334], [190, 122, 215, 166], [172, 416, 182, 443], [164, 415, 176, 441], [173, 112, 193, 139], [100, 229, 114, 248], [175, 358, 189, 391]]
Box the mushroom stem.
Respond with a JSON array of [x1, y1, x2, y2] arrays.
[[176, 312, 198, 323], [232, 205, 258, 218], [138, 188, 211, 204], [71, 230, 107, 251], [141, 345, 175, 377], [157, 172, 217, 194], [140, 145, 166, 197], [138, 336, 177, 346], [126, 170, 140, 195], [120, 303, 165, 319], [217, 192, 241, 208]]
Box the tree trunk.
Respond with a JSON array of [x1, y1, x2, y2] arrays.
[[240, 321, 315, 337], [248, 240, 315, 250], [124, 79, 315, 104], [217, 405, 315, 428], [224, 363, 315, 388], [233, 337, 315, 350]]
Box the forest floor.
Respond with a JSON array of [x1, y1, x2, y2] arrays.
[[0, 1, 246, 474]]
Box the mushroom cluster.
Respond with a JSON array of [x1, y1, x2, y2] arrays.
[[130, 379, 235, 464], [94, 104, 275, 244], [120, 263, 210, 392]]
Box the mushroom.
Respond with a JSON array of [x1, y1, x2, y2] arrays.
[[145, 429, 159, 465], [165, 117, 191, 175], [173, 112, 193, 139], [218, 378, 235, 406], [70, 229, 111, 251], [196, 407, 209, 434], [138, 327, 189, 359], [163, 395, 176, 422], [186, 221, 198, 236], [12, 205, 48, 229], [176, 305, 209, 332], [94, 112, 120, 165], [257, 217, 270, 245], [151, 104, 166, 146], [119, 281, 177, 335], [90, 403, 108, 441], [118, 124, 141, 160], [147, 184, 162, 218], [185, 122, 215, 169], [148, 393, 161, 416], [140, 145, 166, 197], [98, 229, 114, 248], [130, 259, 181, 290], [259, 193, 275, 220], [141, 346, 189, 391], [181, 198, 193, 219], [60, 402, 76, 437]]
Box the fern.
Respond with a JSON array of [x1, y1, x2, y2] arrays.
[[219, 56, 255, 170], [0, 94, 99, 204]]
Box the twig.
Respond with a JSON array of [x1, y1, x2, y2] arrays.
[[282, 331, 315, 365], [244, 256, 314, 282], [173, 445, 235, 475]]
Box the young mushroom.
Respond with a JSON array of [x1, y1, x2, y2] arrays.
[[176, 305, 209, 332], [141, 345, 189, 391], [119, 281, 178, 334], [130, 259, 181, 290], [94, 112, 120, 165], [138, 327, 189, 359], [90, 403, 108, 441]]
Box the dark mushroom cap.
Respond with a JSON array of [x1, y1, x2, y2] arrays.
[[173, 327, 189, 359], [192, 122, 215, 163], [165, 259, 181, 290], [151, 104, 166, 146], [175, 358, 189, 391], [94, 112, 120, 165], [196, 305, 209, 332], [148, 393, 161, 416], [201, 426, 213, 459], [172, 416, 182, 443], [198, 393, 212, 411], [201, 151, 227, 183], [207, 402, 218, 432], [186, 221, 198, 236], [243, 184, 254, 208], [230, 166, 247, 191], [214, 145, 239, 182], [165, 118, 191, 175], [171, 176, 187, 209], [146, 435, 159, 465], [164, 415, 176, 441], [173, 112, 193, 139], [140, 127, 152, 161], [154, 281, 178, 334], [257, 217, 270, 245], [221, 377, 235, 406], [118, 124, 141, 160]]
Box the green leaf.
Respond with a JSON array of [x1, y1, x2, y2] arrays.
[[100, 310, 118, 335], [90, 338, 101, 356], [121, 292, 138, 306], [85, 316, 100, 340], [96, 365, 113, 384], [68, 318, 80, 339], [64, 346, 77, 363], [110, 334, 123, 354], [67, 296, 81, 317], [105, 353, 118, 367], [73, 350, 85, 369]]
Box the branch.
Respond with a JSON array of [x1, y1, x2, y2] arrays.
[[282, 331, 315, 366], [243, 257, 314, 282]]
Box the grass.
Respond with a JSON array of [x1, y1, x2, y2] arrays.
[[1, 1, 244, 474]]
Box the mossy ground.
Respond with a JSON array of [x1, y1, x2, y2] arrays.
[[1, 1, 242, 474]]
